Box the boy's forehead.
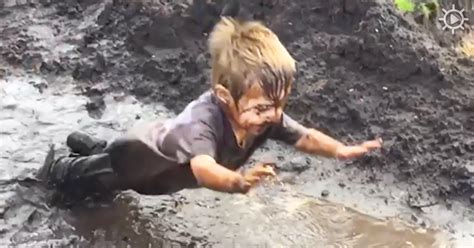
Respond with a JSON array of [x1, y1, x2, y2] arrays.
[[244, 83, 266, 98], [240, 83, 287, 105]]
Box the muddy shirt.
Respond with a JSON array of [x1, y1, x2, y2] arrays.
[[156, 91, 307, 169]]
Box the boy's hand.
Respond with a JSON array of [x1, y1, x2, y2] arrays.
[[242, 162, 277, 186], [190, 155, 277, 194], [335, 138, 383, 160]]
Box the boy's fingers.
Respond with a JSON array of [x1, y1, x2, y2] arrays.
[[244, 168, 276, 183], [338, 138, 383, 159], [361, 139, 383, 150], [338, 146, 367, 159], [252, 167, 276, 177], [246, 163, 277, 176], [245, 175, 261, 184], [255, 162, 276, 169]]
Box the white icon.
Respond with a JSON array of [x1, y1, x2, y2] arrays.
[[439, 4, 469, 34]]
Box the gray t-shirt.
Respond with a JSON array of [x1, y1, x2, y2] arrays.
[[156, 91, 307, 170]]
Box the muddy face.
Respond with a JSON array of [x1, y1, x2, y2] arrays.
[[237, 83, 286, 135], [224, 82, 287, 136]]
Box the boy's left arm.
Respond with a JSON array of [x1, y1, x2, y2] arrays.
[[294, 128, 382, 159], [270, 113, 382, 159]]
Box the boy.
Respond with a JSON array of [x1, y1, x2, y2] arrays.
[[37, 17, 382, 198]]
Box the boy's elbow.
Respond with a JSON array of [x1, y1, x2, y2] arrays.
[[190, 155, 214, 186]]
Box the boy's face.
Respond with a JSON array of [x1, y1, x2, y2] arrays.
[[232, 82, 288, 135]]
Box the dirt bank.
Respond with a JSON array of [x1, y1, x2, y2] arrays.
[[0, 0, 473, 247]]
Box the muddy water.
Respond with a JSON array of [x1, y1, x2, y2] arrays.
[[0, 77, 453, 247], [66, 191, 453, 247]]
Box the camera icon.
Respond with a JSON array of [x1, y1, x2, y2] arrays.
[[439, 4, 470, 34]]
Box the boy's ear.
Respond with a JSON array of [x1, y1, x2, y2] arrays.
[[214, 84, 234, 106]]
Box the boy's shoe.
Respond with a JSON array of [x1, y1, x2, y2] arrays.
[[36, 145, 116, 198], [66, 131, 107, 156]]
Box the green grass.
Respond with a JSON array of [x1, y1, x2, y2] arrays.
[[394, 0, 416, 12], [420, 1, 439, 17], [394, 0, 440, 21]]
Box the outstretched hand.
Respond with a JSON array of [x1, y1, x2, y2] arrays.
[[336, 137, 383, 160], [242, 162, 277, 189]]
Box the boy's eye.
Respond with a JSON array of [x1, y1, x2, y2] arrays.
[[255, 105, 272, 112]]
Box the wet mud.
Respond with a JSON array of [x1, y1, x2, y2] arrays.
[[1, 0, 473, 247]]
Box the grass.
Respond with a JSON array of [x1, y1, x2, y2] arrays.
[[394, 0, 439, 18], [395, 0, 416, 13]]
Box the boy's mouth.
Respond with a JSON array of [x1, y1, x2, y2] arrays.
[[252, 124, 268, 133]]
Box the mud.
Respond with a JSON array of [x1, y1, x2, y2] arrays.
[[1, 0, 473, 247]]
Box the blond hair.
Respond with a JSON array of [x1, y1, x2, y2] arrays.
[[208, 17, 296, 102]]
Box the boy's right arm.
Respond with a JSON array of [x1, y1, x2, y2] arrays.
[[190, 155, 249, 193], [190, 155, 276, 193]]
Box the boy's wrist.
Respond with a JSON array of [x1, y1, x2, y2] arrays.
[[227, 172, 249, 193], [333, 144, 346, 159]]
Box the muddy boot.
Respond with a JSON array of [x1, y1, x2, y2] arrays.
[[37, 145, 117, 199], [66, 131, 107, 156]]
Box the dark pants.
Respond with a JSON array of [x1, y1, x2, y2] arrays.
[[48, 121, 198, 199], [104, 137, 198, 195]]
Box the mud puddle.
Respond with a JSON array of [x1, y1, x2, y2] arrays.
[[67, 191, 453, 247], [0, 73, 459, 247]]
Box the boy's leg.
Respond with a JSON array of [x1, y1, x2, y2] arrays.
[[103, 135, 171, 190], [132, 165, 199, 195], [65, 120, 159, 156], [37, 121, 171, 197]]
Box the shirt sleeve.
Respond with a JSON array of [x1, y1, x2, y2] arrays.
[[188, 118, 219, 158], [159, 106, 221, 165], [268, 113, 308, 145]]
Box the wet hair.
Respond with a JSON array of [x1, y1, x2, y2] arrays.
[[208, 17, 296, 105]]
